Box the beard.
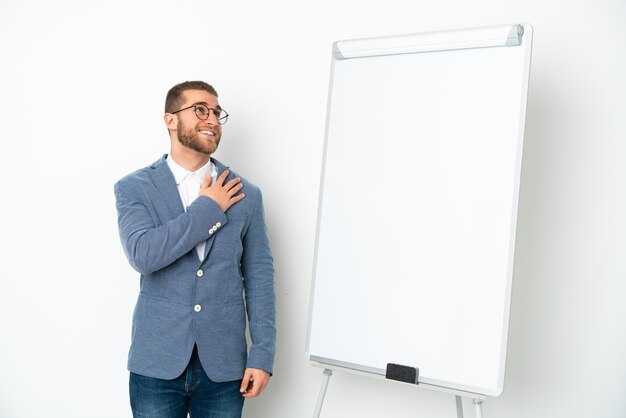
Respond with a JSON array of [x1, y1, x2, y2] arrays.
[[176, 119, 220, 155]]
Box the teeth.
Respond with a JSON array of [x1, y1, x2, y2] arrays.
[[200, 130, 214, 136]]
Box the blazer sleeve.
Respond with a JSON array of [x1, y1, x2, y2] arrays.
[[114, 180, 227, 274], [241, 190, 277, 374]]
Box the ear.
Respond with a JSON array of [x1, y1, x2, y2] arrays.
[[164, 113, 177, 132]]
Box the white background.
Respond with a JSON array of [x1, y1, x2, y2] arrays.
[[0, 1, 624, 417]]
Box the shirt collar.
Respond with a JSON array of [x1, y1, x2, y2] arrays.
[[166, 155, 215, 186]]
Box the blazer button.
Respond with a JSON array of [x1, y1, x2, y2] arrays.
[[194, 304, 202, 312], [216, 222, 222, 228], [209, 228, 214, 235], [196, 269, 203, 278]]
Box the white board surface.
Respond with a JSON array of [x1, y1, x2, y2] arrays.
[[307, 24, 533, 397]]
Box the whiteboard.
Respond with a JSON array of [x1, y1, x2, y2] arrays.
[[306, 24, 533, 397]]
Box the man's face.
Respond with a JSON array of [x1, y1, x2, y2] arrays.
[[173, 89, 223, 155]]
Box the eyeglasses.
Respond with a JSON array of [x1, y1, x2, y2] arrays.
[[171, 103, 229, 125]]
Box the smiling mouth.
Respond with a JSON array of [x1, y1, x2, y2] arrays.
[[199, 130, 215, 136]]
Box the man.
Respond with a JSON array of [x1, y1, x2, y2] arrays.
[[114, 81, 276, 417]]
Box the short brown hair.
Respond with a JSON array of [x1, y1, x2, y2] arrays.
[[165, 81, 218, 113]]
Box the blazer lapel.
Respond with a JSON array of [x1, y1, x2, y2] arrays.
[[150, 154, 185, 219]]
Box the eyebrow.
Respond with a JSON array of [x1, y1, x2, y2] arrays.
[[193, 101, 222, 111]]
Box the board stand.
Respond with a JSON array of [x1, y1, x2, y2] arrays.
[[455, 396, 464, 418], [312, 367, 485, 418], [313, 369, 333, 418], [472, 398, 484, 418]]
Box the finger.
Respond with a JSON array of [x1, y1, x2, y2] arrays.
[[251, 374, 269, 397], [216, 170, 230, 186], [240, 370, 252, 394], [242, 370, 270, 398], [230, 193, 245, 204], [224, 177, 242, 191], [227, 182, 244, 196], [243, 379, 261, 398], [202, 175, 212, 189]]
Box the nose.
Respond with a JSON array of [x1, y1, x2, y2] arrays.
[[207, 110, 220, 125]]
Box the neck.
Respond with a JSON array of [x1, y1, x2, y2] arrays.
[[169, 146, 211, 172]]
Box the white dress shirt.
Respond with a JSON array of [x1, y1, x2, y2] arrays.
[[166, 155, 218, 261]]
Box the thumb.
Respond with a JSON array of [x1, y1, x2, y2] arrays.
[[202, 175, 212, 189], [240, 369, 252, 393]]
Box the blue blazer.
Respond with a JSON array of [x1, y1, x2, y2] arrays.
[[114, 155, 276, 382]]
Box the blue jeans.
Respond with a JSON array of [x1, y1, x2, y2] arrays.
[[129, 346, 244, 418]]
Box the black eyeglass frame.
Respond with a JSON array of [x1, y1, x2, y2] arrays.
[[171, 103, 229, 125]]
